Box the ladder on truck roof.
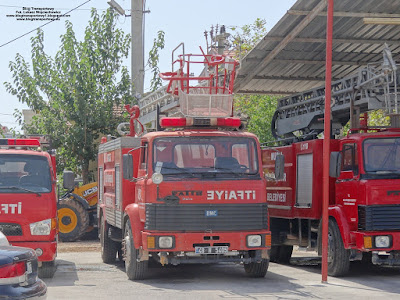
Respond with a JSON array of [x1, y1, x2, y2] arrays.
[[138, 43, 239, 130], [272, 45, 400, 139]]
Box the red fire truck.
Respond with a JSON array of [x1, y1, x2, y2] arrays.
[[264, 47, 400, 276], [0, 138, 58, 278], [97, 45, 271, 280]]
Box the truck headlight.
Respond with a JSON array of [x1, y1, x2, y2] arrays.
[[30, 219, 51, 235], [375, 236, 390, 248], [158, 236, 173, 248], [247, 235, 262, 247]]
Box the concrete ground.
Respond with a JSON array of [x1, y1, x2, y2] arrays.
[[42, 242, 400, 300]]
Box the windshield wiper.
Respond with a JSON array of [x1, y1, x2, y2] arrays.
[[213, 167, 247, 176], [160, 167, 196, 178], [0, 186, 42, 196]]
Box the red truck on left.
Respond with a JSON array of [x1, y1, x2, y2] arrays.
[[0, 138, 59, 278]]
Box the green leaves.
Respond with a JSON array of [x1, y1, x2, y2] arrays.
[[228, 18, 267, 60], [5, 8, 133, 183], [148, 30, 165, 92], [229, 18, 277, 143], [234, 94, 278, 143]]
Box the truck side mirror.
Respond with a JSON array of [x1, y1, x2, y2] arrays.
[[329, 152, 342, 178], [63, 170, 75, 189], [275, 154, 285, 180], [123, 154, 134, 179]]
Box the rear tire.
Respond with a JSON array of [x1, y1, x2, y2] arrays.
[[38, 260, 56, 278], [124, 221, 148, 280], [244, 259, 269, 278], [277, 245, 293, 264], [269, 246, 279, 263], [58, 198, 89, 242], [100, 216, 118, 263], [328, 219, 350, 277]]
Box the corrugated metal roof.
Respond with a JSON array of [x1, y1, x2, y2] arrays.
[[234, 0, 400, 95]]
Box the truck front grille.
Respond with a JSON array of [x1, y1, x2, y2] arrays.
[[145, 203, 268, 231], [358, 205, 400, 231], [0, 223, 23, 236]]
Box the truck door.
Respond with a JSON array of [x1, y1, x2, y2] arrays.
[[136, 141, 148, 221], [335, 143, 359, 229]]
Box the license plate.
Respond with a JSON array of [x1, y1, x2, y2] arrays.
[[195, 246, 228, 254], [26, 262, 32, 274]]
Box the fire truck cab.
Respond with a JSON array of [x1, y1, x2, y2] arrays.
[[98, 119, 271, 280], [265, 46, 400, 276], [98, 45, 271, 280], [0, 138, 58, 278]]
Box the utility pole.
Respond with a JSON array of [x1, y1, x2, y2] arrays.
[[131, 0, 144, 98], [108, 0, 145, 98]]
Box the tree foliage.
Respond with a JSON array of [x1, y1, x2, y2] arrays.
[[228, 19, 279, 143], [147, 30, 165, 92], [5, 9, 133, 183], [234, 94, 277, 143], [228, 18, 268, 60]]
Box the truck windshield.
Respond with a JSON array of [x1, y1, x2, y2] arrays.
[[363, 138, 400, 174], [153, 137, 259, 179], [0, 154, 52, 193]]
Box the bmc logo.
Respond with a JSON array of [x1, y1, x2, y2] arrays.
[[205, 210, 218, 217]]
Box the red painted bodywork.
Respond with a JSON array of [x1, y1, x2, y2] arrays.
[[263, 130, 400, 252], [98, 130, 271, 254], [0, 148, 58, 263]]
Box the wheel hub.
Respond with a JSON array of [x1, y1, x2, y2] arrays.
[[61, 216, 72, 225], [58, 207, 78, 233]]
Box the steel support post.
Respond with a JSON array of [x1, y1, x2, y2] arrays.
[[322, 0, 334, 283]]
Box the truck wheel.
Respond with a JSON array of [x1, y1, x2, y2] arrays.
[[277, 245, 293, 264], [124, 221, 148, 280], [58, 198, 89, 242], [244, 259, 269, 278], [269, 246, 279, 262], [38, 260, 56, 278], [100, 217, 118, 263], [328, 219, 350, 276]]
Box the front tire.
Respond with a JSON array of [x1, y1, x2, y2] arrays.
[[328, 219, 350, 276], [244, 259, 269, 278], [100, 216, 118, 263], [123, 221, 148, 280], [38, 260, 56, 278]]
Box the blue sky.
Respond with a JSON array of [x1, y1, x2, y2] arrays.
[[0, 0, 297, 131]]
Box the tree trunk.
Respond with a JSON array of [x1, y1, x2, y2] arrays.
[[82, 159, 90, 184]]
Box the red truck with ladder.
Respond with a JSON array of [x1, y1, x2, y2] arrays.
[[0, 137, 59, 278], [263, 46, 400, 276], [97, 44, 271, 280]]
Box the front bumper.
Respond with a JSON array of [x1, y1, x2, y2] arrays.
[[0, 278, 47, 299], [352, 231, 400, 251], [9, 241, 57, 262], [352, 231, 400, 266], [371, 251, 400, 266], [142, 230, 271, 252]]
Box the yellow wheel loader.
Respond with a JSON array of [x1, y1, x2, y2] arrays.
[[58, 182, 98, 242]]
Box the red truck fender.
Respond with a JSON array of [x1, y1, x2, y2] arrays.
[[124, 203, 144, 249], [328, 206, 351, 248]]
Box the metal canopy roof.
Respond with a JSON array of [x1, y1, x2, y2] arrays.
[[234, 0, 400, 95]]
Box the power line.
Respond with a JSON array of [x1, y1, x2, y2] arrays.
[[0, 113, 14, 116], [0, 0, 92, 48]]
